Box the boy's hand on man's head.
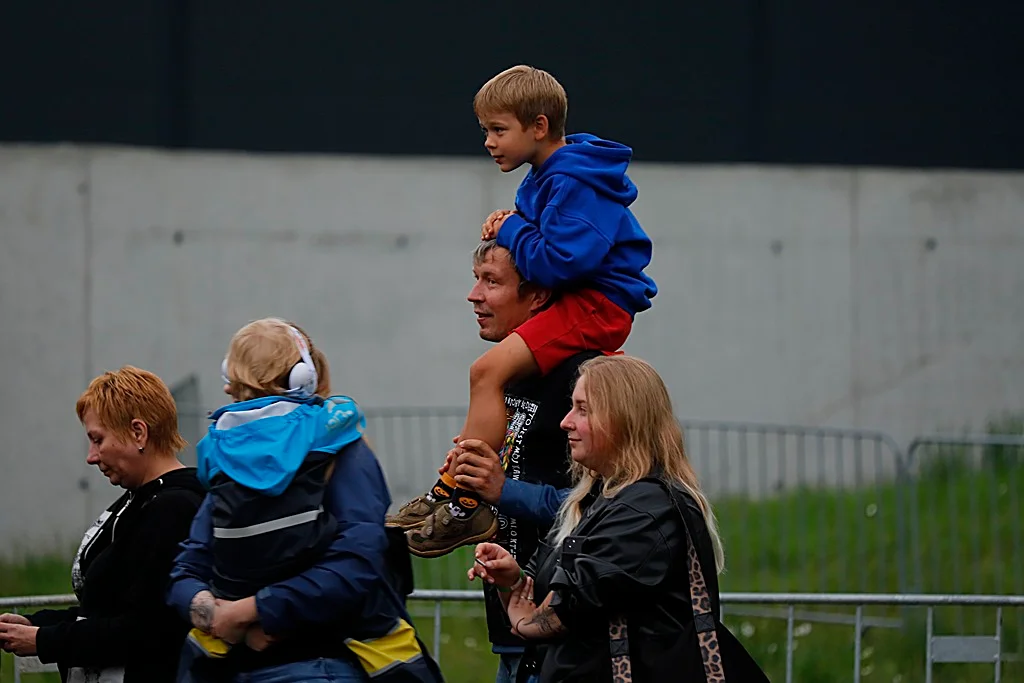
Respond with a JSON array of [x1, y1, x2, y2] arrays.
[[482, 209, 515, 240]]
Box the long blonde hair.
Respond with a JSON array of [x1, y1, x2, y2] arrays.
[[551, 355, 725, 573]]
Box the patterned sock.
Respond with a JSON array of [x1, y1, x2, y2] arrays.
[[448, 488, 483, 519], [425, 473, 456, 503]]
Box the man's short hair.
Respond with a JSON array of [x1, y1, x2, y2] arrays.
[[473, 239, 526, 284], [473, 240, 553, 305], [474, 65, 567, 140], [473, 239, 516, 270]]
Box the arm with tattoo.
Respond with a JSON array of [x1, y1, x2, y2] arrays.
[[514, 605, 567, 639], [189, 590, 216, 632], [507, 578, 568, 640]]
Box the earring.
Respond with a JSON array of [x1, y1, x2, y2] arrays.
[[138, 446, 144, 453]]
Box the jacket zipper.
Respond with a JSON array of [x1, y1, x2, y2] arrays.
[[110, 493, 133, 542]]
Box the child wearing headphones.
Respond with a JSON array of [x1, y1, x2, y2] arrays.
[[185, 318, 366, 661]]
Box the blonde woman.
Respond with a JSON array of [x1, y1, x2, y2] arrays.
[[168, 319, 441, 683], [467, 356, 766, 682]]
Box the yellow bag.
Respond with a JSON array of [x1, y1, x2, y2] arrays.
[[187, 628, 233, 659], [344, 619, 426, 678]]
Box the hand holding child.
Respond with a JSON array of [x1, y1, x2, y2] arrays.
[[211, 597, 258, 645], [244, 624, 278, 652]]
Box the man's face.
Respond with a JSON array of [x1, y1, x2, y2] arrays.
[[468, 249, 538, 342], [480, 111, 540, 173]]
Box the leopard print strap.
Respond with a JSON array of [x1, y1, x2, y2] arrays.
[[607, 480, 727, 682], [608, 616, 632, 682], [687, 537, 726, 682]]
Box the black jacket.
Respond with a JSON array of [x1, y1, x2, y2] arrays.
[[207, 453, 336, 601], [485, 351, 600, 648], [30, 468, 204, 683], [525, 478, 723, 682]]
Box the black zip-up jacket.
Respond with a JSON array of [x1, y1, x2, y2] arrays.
[[29, 468, 204, 683]]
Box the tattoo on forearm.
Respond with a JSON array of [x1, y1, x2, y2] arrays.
[[190, 595, 214, 631], [526, 606, 566, 636]]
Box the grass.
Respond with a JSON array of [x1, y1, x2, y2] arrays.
[[4, 459, 1022, 682], [0, 557, 71, 682]]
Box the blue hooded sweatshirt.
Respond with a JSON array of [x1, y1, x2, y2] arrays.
[[496, 133, 658, 315], [197, 395, 365, 496]]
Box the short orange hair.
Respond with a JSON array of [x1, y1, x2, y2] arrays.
[[474, 65, 568, 140], [76, 366, 187, 454]]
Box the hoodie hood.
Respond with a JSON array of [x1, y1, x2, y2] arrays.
[[536, 133, 638, 205], [197, 395, 365, 496]]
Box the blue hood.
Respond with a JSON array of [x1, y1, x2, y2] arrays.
[[539, 133, 638, 206], [197, 395, 365, 496]]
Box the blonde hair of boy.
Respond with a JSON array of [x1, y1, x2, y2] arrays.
[[474, 65, 568, 140], [551, 355, 726, 573], [225, 318, 331, 402]]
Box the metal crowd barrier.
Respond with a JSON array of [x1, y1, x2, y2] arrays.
[[176, 403, 1024, 600], [3, 592, 1022, 683]]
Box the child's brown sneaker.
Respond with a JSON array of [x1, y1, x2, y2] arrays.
[[385, 493, 447, 530], [406, 505, 498, 558]]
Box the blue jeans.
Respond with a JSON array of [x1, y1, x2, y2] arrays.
[[496, 653, 522, 683], [495, 655, 528, 679], [233, 658, 368, 683]]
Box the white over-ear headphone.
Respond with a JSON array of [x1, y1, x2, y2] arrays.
[[220, 324, 319, 399]]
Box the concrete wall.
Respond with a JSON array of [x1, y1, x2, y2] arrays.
[[2, 144, 1022, 554]]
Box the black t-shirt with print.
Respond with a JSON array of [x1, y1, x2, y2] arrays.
[[485, 350, 600, 648]]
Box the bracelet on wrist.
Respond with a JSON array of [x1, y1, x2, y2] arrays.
[[497, 569, 526, 593]]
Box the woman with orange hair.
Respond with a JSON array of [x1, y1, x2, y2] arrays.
[[0, 366, 205, 683]]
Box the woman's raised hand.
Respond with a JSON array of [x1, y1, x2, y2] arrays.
[[467, 542, 522, 588]]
